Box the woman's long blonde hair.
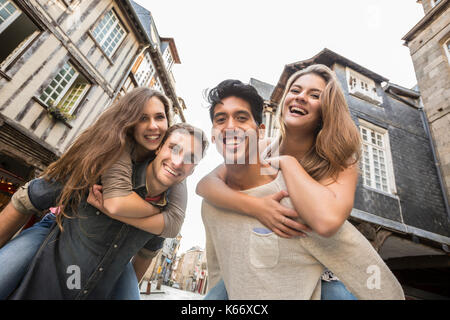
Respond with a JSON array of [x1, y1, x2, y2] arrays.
[[276, 64, 361, 182], [43, 87, 173, 230]]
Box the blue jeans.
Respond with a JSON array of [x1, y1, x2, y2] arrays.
[[204, 278, 357, 300], [321, 279, 357, 300], [0, 213, 140, 300]]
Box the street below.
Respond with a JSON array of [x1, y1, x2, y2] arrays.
[[139, 280, 204, 300]]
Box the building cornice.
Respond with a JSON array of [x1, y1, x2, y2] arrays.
[[271, 48, 389, 103], [402, 0, 449, 44]]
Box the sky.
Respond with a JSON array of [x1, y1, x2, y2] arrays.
[[134, 0, 424, 254]]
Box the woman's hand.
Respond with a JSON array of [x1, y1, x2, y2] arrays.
[[87, 185, 109, 214], [251, 190, 312, 238]]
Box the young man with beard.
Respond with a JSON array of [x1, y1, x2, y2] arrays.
[[199, 79, 404, 300]]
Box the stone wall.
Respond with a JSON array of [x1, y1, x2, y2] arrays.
[[406, 4, 450, 201]]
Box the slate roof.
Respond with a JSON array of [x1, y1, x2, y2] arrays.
[[249, 78, 275, 101]]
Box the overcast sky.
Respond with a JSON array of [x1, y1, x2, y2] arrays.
[[134, 0, 424, 254]]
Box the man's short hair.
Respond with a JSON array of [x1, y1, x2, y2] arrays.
[[161, 123, 209, 158], [207, 80, 264, 125]]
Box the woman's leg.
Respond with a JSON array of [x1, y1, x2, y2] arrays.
[[321, 280, 357, 300], [109, 261, 141, 300], [0, 213, 55, 299], [203, 278, 229, 300]]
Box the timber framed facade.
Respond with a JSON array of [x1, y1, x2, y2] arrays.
[[0, 0, 156, 209]]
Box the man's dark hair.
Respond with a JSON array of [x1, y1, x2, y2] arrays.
[[207, 79, 264, 125], [160, 122, 209, 158]]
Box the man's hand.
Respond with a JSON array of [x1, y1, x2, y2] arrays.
[[252, 190, 312, 239], [87, 185, 108, 214]]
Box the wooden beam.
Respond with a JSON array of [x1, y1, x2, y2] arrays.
[[386, 255, 450, 270]]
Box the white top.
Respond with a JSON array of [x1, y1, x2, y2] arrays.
[[201, 171, 405, 300]]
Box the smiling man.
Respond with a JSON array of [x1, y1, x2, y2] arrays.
[[5, 123, 208, 299]]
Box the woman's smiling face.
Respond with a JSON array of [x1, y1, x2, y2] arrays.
[[133, 96, 169, 153], [282, 73, 326, 134]]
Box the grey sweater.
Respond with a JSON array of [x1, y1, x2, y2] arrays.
[[201, 172, 405, 300]]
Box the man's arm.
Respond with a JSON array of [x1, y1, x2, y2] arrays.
[[103, 192, 161, 218], [0, 203, 30, 248], [89, 181, 187, 238]]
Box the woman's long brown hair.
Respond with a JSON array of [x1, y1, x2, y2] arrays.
[[276, 64, 361, 182], [43, 87, 173, 230]]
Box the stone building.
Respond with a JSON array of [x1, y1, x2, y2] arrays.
[[171, 246, 205, 292], [253, 48, 450, 299], [126, 1, 185, 123], [193, 249, 208, 295], [249, 78, 276, 138], [402, 0, 450, 204], [143, 234, 182, 286], [0, 0, 184, 209]]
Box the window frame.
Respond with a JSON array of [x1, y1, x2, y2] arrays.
[[0, 0, 21, 34], [151, 77, 164, 94], [134, 51, 156, 87], [358, 118, 397, 196], [163, 46, 174, 72], [0, 0, 43, 75], [38, 60, 91, 116], [346, 67, 383, 105], [88, 6, 128, 63], [444, 38, 450, 65], [116, 73, 137, 101]]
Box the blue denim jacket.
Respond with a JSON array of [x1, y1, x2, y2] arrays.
[[9, 159, 164, 300]]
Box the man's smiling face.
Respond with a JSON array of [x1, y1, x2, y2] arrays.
[[151, 130, 201, 188], [211, 96, 261, 164]]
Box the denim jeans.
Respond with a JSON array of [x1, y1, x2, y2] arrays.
[[321, 279, 357, 300], [109, 261, 140, 300], [204, 278, 357, 300], [0, 213, 140, 300], [10, 168, 162, 299]]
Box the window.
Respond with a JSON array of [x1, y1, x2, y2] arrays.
[[431, 0, 442, 7], [135, 52, 155, 87], [163, 47, 174, 72], [91, 9, 126, 58], [444, 38, 450, 65], [116, 75, 135, 101], [346, 67, 382, 105], [0, 0, 40, 70], [0, 0, 19, 31], [151, 77, 163, 93], [39, 62, 90, 114], [359, 120, 396, 194]]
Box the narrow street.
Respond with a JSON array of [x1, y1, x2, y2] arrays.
[[139, 280, 204, 300]]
